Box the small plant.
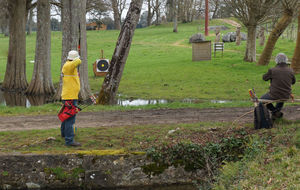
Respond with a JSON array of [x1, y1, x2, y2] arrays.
[[143, 136, 251, 176], [2, 171, 8, 176], [71, 167, 85, 179], [45, 167, 68, 181]]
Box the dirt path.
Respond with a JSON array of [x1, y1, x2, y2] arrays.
[[217, 19, 241, 27], [1, 106, 300, 132]]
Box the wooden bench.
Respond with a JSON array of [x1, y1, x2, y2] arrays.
[[213, 42, 224, 57]]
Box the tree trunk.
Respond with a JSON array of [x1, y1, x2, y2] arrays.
[[257, 11, 294, 66], [77, 0, 91, 100], [291, 7, 300, 73], [212, 0, 219, 19], [1, 10, 9, 37], [236, 26, 241, 46], [97, 0, 143, 105], [244, 25, 257, 62], [26, 0, 55, 96], [173, 0, 178, 33], [111, 0, 121, 30], [2, 0, 28, 92], [155, 0, 160, 25], [1, 21, 9, 37], [259, 26, 265, 46], [27, 8, 33, 35], [53, 0, 91, 101], [147, 0, 152, 26]]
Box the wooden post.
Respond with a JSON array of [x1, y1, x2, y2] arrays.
[[205, 0, 209, 36]]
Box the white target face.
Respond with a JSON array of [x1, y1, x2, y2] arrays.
[[96, 59, 109, 72]]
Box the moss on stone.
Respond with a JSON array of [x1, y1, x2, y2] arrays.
[[75, 149, 127, 155], [21, 149, 146, 156]]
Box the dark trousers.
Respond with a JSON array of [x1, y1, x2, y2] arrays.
[[61, 100, 78, 145], [260, 93, 284, 113]]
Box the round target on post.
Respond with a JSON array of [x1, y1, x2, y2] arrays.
[[96, 59, 109, 72]]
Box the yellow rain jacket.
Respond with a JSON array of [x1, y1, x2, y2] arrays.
[[61, 59, 81, 100]]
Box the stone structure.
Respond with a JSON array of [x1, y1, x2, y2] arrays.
[[222, 32, 247, 43], [189, 33, 205, 43], [0, 153, 204, 189]]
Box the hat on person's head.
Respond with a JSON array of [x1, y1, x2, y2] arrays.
[[275, 53, 288, 64], [67, 50, 80, 61]]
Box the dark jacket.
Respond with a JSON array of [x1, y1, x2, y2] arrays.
[[263, 62, 296, 99]]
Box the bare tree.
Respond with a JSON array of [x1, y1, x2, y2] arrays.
[[152, 0, 163, 24], [107, 0, 126, 30], [2, 0, 28, 91], [53, 0, 92, 100], [165, 0, 201, 23], [257, 0, 299, 65], [224, 0, 279, 62], [291, 4, 300, 73], [172, 0, 178, 32], [258, 26, 265, 46], [110, 0, 121, 29], [97, 0, 143, 105], [210, 0, 220, 18], [27, 7, 34, 35], [146, 0, 154, 26], [0, 0, 9, 36], [87, 0, 110, 29], [236, 26, 241, 46], [26, 0, 55, 96]]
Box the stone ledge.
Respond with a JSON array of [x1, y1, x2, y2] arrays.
[[0, 153, 204, 189]]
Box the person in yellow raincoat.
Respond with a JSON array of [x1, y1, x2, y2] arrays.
[[60, 50, 82, 146]]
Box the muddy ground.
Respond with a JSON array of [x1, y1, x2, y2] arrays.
[[1, 106, 300, 132]]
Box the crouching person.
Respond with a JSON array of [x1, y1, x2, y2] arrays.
[[261, 53, 296, 121], [61, 50, 82, 146]]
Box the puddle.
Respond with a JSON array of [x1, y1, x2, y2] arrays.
[[0, 90, 233, 107], [117, 98, 232, 106], [0, 91, 53, 107]]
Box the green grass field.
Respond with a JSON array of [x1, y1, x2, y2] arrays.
[[0, 19, 298, 103], [0, 19, 300, 188]]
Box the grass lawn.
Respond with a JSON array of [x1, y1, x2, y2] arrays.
[[0, 19, 299, 114], [0, 19, 300, 188], [0, 19, 299, 105], [0, 121, 233, 153], [213, 119, 300, 189]]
